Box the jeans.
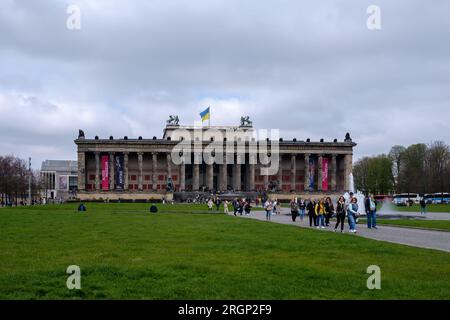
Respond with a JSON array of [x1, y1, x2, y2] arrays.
[[367, 211, 377, 228], [266, 210, 272, 220], [421, 207, 427, 214], [317, 215, 325, 227], [299, 209, 305, 220], [348, 213, 356, 231]]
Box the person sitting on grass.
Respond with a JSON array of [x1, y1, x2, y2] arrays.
[[150, 203, 158, 213], [77, 203, 87, 212]]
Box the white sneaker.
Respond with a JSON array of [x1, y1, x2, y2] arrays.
[[321, 226, 325, 229], [316, 226, 320, 229]]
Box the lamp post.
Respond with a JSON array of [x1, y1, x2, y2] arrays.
[[28, 157, 32, 205]]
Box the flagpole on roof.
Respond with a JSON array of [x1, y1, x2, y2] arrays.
[[209, 105, 211, 128]]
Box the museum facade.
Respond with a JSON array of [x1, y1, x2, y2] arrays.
[[75, 119, 356, 201]]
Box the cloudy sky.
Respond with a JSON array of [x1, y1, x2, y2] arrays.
[[1, 0, 449, 168]]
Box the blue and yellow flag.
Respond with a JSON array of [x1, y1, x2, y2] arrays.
[[199, 106, 210, 122]]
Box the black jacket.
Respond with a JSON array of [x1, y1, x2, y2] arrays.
[[364, 198, 377, 212], [307, 201, 316, 215]]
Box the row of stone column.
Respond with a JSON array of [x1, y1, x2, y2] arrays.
[[78, 151, 352, 192], [89, 151, 164, 191]]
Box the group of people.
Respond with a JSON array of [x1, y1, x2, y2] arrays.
[[267, 193, 379, 233]]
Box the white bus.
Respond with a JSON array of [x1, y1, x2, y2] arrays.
[[392, 193, 420, 206], [424, 193, 450, 204]]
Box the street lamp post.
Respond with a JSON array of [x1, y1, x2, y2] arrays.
[[28, 157, 32, 205]]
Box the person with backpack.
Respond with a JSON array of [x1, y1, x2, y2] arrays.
[[334, 196, 346, 233], [290, 198, 299, 222]]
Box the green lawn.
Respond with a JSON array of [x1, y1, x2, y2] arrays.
[[367, 219, 450, 232], [386, 204, 450, 213], [1, 203, 449, 299]]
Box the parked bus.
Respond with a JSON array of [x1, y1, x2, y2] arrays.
[[392, 193, 420, 206], [424, 193, 450, 204]]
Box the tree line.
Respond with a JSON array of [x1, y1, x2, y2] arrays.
[[353, 141, 450, 195], [0, 155, 42, 206]]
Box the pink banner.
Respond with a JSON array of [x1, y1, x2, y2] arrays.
[[322, 158, 329, 191], [101, 155, 109, 190]]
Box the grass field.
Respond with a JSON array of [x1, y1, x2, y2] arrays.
[[1, 203, 450, 300], [386, 204, 450, 213], [365, 219, 450, 232]]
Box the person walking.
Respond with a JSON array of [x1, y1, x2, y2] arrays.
[[272, 199, 278, 215], [347, 197, 359, 233], [215, 197, 221, 211], [315, 198, 326, 229], [232, 198, 239, 216], [365, 194, 378, 229], [290, 198, 299, 222], [224, 200, 229, 215], [264, 199, 273, 221], [238, 199, 244, 216], [276, 199, 282, 215], [307, 199, 316, 227], [244, 200, 252, 215], [420, 197, 427, 215], [334, 196, 346, 233], [324, 197, 335, 226], [298, 198, 306, 221], [207, 198, 213, 211]]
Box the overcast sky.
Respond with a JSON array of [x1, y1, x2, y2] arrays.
[[1, 0, 449, 168]]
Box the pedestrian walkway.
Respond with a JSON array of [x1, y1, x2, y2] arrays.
[[236, 208, 450, 253]]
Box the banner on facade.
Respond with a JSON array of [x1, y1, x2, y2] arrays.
[[308, 157, 315, 190], [58, 176, 68, 191], [101, 155, 109, 190], [322, 157, 329, 191], [115, 154, 124, 190]]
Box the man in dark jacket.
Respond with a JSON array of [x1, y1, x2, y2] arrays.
[[364, 194, 378, 229]]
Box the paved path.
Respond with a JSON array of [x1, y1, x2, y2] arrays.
[[235, 209, 450, 253]]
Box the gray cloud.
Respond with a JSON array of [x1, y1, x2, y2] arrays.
[[0, 0, 449, 168]]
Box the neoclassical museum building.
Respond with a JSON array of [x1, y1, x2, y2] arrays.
[[75, 118, 356, 201]]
